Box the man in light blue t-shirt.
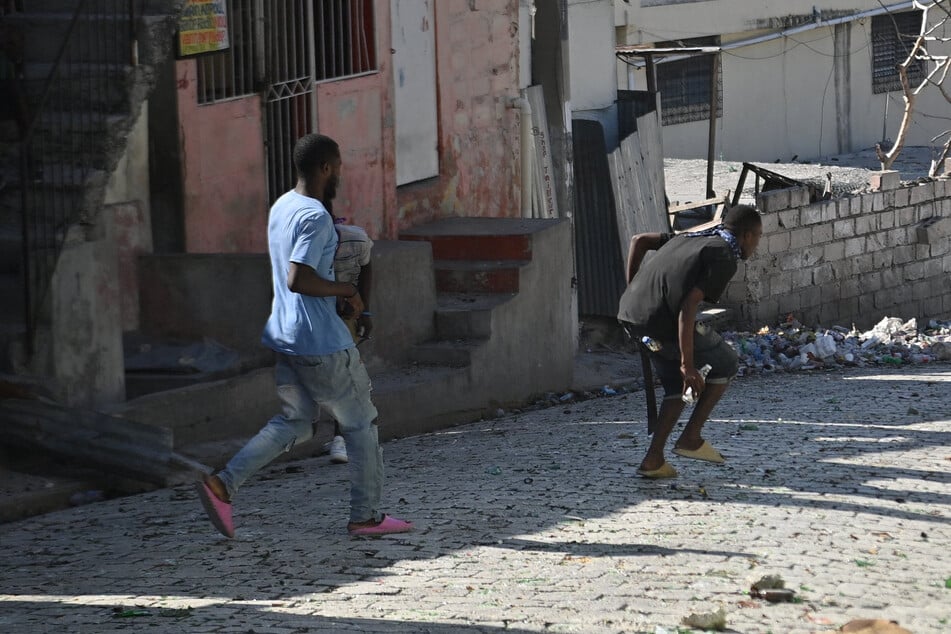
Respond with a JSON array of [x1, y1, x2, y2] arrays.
[[196, 134, 413, 538]]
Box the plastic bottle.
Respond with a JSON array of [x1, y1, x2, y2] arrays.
[[682, 364, 712, 404], [641, 336, 662, 353]]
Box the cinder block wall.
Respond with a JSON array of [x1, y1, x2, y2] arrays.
[[725, 177, 951, 329]]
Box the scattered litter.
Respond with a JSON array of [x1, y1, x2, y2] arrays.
[[112, 608, 150, 618], [484, 466, 502, 476], [739, 423, 759, 431], [854, 559, 874, 567], [839, 618, 912, 634], [750, 574, 796, 602], [559, 392, 575, 402], [682, 607, 727, 631], [907, 407, 920, 415], [494, 408, 505, 418], [723, 316, 951, 375], [601, 386, 618, 396]]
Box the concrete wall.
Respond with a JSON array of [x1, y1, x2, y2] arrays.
[[568, 0, 617, 112], [615, 2, 951, 162], [725, 176, 951, 329], [137, 240, 437, 372], [395, 0, 522, 230], [175, 60, 269, 253]]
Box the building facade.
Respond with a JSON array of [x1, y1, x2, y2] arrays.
[[615, 0, 951, 162]]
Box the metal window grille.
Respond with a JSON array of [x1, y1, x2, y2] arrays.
[[315, 0, 377, 81], [872, 10, 925, 94], [196, 0, 261, 104], [655, 38, 722, 126]]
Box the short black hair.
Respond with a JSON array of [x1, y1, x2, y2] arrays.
[[293, 134, 340, 179], [723, 204, 762, 235]]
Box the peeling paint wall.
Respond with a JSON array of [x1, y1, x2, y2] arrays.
[[175, 59, 269, 253], [394, 0, 522, 235]]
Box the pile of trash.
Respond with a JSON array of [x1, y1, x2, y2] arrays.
[[723, 316, 951, 375]]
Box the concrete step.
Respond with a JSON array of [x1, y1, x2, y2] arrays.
[[401, 217, 560, 262], [434, 293, 513, 340], [409, 339, 486, 368], [434, 259, 527, 293]]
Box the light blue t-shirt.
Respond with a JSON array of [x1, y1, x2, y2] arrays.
[[261, 190, 355, 356]]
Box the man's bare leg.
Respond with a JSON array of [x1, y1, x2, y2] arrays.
[[675, 382, 729, 451], [640, 398, 686, 471]]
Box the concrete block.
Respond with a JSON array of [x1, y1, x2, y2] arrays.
[[833, 219, 854, 239], [870, 192, 888, 212], [923, 296, 944, 317], [788, 187, 811, 208], [854, 253, 876, 274], [887, 227, 908, 248], [840, 278, 861, 298], [898, 206, 918, 226], [777, 292, 801, 316], [767, 231, 790, 253], [854, 214, 876, 235], [878, 210, 896, 230], [838, 297, 858, 319], [770, 274, 792, 296], [790, 227, 812, 250], [881, 267, 901, 289], [944, 252, 951, 273], [819, 200, 838, 222], [778, 208, 800, 229], [812, 224, 833, 244], [758, 188, 792, 214], [802, 246, 824, 267], [799, 203, 823, 225], [821, 282, 841, 304], [894, 186, 912, 208], [866, 231, 888, 252], [793, 268, 813, 289], [873, 249, 894, 269], [916, 215, 951, 244], [864, 272, 883, 293], [858, 292, 876, 315], [760, 212, 780, 234], [831, 259, 853, 279], [845, 237, 866, 258], [916, 244, 932, 259], [909, 181, 936, 205], [824, 241, 845, 262], [812, 263, 836, 286], [801, 285, 821, 308], [924, 257, 947, 279], [912, 280, 931, 301], [931, 237, 951, 257], [904, 261, 926, 281], [869, 170, 901, 191], [894, 245, 916, 264]]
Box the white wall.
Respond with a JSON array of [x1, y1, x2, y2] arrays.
[[616, 4, 951, 163], [568, 0, 617, 111]]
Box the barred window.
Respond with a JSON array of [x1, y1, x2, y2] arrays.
[[872, 10, 925, 94], [315, 0, 377, 81], [196, 0, 260, 104], [656, 37, 722, 126]]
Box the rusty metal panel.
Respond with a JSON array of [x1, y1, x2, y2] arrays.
[[572, 119, 626, 317]]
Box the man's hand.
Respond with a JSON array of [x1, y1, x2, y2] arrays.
[[356, 314, 373, 339], [681, 363, 705, 398], [338, 291, 364, 317]]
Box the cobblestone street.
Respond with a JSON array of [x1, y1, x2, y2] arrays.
[[1, 366, 949, 633]]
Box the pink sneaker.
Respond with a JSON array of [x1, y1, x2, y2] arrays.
[[348, 515, 414, 537], [195, 480, 235, 538]]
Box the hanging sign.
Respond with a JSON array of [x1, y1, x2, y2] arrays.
[[178, 0, 230, 57]]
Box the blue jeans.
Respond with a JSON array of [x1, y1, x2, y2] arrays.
[[217, 348, 383, 524]]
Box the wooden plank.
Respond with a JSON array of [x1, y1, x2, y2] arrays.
[[633, 111, 670, 233], [0, 399, 209, 485], [526, 85, 559, 219]]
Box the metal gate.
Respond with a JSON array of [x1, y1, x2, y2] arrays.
[[263, 0, 317, 203]]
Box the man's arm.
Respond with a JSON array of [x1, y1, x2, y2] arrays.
[[678, 287, 706, 397], [626, 232, 669, 283], [287, 262, 365, 315]]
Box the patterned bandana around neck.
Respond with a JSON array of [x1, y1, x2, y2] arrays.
[[685, 225, 742, 261]]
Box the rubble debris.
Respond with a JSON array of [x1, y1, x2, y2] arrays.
[[723, 316, 951, 375], [682, 607, 727, 631]]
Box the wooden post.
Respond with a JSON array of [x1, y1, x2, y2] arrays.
[[645, 54, 657, 94], [706, 52, 720, 199]]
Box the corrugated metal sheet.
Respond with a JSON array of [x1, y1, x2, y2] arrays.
[[617, 90, 659, 139], [572, 119, 627, 317]]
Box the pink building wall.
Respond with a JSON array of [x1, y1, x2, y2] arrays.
[[395, 0, 522, 233], [172, 0, 521, 250], [176, 59, 269, 254]]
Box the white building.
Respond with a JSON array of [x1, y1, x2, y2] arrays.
[[615, 0, 951, 162]]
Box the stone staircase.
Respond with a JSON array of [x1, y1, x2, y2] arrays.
[[0, 1, 181, 383]]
